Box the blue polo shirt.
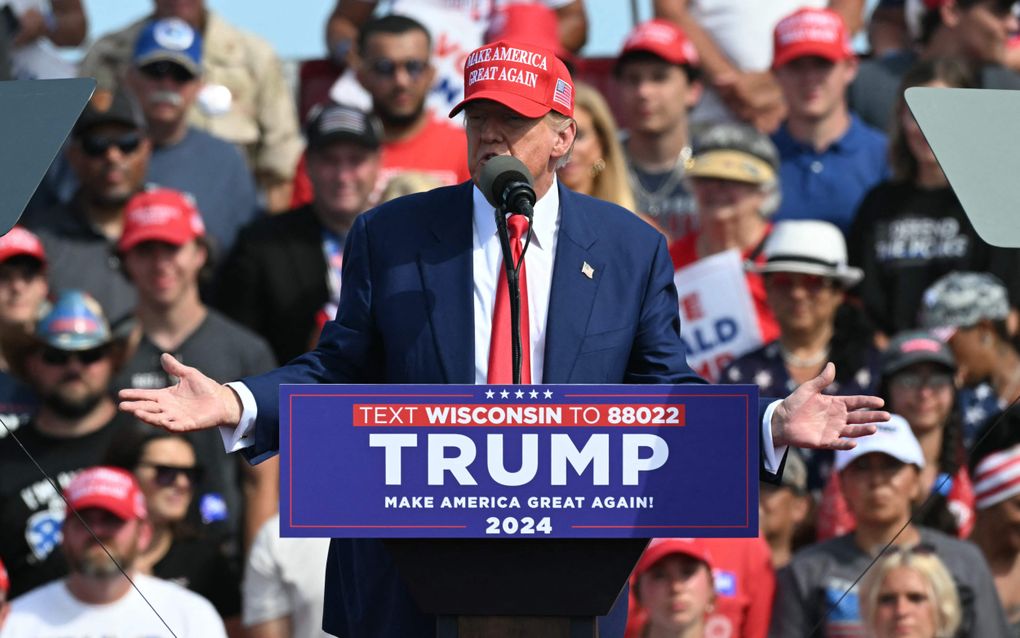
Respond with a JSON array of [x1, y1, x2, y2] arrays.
[[771, 114, 889, 233]]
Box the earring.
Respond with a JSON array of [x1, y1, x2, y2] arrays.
[[590, 158, 606, 177]]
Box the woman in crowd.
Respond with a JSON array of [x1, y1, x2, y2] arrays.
[[848, 56, 1019, 343], [968, 409, 1020, 635], [556, 81, 637, 212], [669, 123, 783, 344], [858, 546, 962, 638], [105, 428, 242, 634], [817, 331, 974, 540], [628, 538, 716, 638], [723, 220, 879, 491]]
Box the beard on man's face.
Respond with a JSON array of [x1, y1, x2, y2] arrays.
[[374, 98, 426, 129], [41, 384, 105, 419], [70, 538, 137, 578]]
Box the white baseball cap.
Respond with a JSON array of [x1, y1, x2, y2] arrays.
[[834, 414, 925, 472]]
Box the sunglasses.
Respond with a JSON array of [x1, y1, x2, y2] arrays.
[[366, 58, 428, 79], [139, 462, 204, 487], [40, 345, 109, 366], [79, 133, 143, 158], [139, 60, 196, 83], [891, 372, 953, 391], [766, 272, 835, 293]]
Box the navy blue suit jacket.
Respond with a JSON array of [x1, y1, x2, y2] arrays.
[[240, 181, 779, 636]]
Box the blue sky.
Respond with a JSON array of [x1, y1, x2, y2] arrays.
[[81, 0, 647, 60]]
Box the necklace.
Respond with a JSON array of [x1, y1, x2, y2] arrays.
[[628, 146, 692, 216], [780, 344, 830, 368]]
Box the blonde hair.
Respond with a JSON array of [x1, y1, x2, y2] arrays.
[[858, 547, 961, 638], [378, 172, 445, 203], [570, 83, 637, 212]]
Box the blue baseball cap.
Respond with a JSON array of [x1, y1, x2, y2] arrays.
[[133, 18, 202, 77], [34, 291, 112, 351]]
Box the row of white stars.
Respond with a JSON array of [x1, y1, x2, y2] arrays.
[[484, 388, 554, 399]]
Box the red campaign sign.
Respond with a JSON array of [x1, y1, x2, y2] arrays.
[[352, 404, 686, 427]]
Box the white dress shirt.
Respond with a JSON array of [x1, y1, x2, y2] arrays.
[[220, 181, 786, 473]]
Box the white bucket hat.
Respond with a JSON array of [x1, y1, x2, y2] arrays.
[[750, 220, 863, 287]]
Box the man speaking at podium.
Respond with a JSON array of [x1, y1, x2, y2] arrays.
[[120, 38, 887, 638]]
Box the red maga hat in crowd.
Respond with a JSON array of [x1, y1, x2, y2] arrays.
[[65, 466, 148, 521], [619, 19, 699, 67], [118, 187, 205, 253], [449, 39, 574, 119], [634, 538, 714, 577], [772, 7, 854, 69], [0, 226, 46, 265]]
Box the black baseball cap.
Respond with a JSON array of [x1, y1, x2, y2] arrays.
[[305, 103, 382, 152], [881, 330, 956, 378], [74, 88, 146, 137]]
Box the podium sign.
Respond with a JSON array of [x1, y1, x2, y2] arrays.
[[280, 384, 758, 538]]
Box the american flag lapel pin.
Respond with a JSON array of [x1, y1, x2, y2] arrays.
[[581, 261, 594, 279]]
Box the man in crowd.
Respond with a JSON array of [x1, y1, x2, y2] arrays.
[[218, 104, 382, 365], [0, 227, 48, 438], [0, 291, 138, 596], [770, 8, 888, 233], [760, 449, 811, 569], [771, 416, 1009, 636], [112, 187, 277, 549], [291, 14, 470, 208], [849, 0, 1020, 130], [125, 17, 258, 257], [122, 38, 887, 638], [79, 0, 303, 211], [2, 466, 225, 636], [24, 90, 149, 323], [652, 0, 865, 131], [615, 18, 701, 241]]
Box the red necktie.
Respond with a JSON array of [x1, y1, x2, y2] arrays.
[[487, 215, 531, 384]]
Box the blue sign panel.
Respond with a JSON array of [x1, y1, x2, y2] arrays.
[[280, 384, 758, 538]]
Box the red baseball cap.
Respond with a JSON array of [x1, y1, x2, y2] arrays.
[[634, 538, 714, 577], [449, 40, 574, 118], [118, 187, 205, 253], [0, 556, 8, 596], [618, 19, 699, 67], [772, 8, 854, 69], [65, 466, 147, 521], [0, 226, 46, 265]]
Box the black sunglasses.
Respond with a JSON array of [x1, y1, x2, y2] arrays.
[[139, 462, 204, 487], [40, 345, 109, 366], [79, 133, 143, 158], [367, 58, 428, 79], [139, 60, 196, 83]]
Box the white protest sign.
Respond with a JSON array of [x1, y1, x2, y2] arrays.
[[673, 249, 763, 382]]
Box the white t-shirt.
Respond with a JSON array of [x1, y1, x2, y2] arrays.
[[242, 514, 332, 638], [4, 573, 227, 638], [687, 0, 827, 125]]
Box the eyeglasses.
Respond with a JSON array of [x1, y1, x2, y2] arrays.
[[766, 272, 835, 293], [891, 372, 954, 391], [79, 133, 143, 158], [366, 58, 428, 79], [139, 60, 195, 83], [139, 462, 204, 487], [40, 345, 109, 366]]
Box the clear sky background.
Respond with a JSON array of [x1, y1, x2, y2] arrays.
[[81, 0, 649, 60]]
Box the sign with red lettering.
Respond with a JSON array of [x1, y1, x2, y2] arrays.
[[674, 250, 764, 381]]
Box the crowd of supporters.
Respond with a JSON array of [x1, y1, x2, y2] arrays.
[[1, 0, 1020, 636]]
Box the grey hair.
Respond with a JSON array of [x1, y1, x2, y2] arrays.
[[546, 111, 575, 170]]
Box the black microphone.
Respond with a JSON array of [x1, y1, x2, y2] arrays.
[[478, 155, 536, 216]]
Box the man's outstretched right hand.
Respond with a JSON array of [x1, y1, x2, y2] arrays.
[[119, 353, 243, 432]]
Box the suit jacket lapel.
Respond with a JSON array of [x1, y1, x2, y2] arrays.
[[544, 184, 601, 383], [418, 183, 475, 383]]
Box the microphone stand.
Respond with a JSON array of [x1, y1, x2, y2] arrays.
[[494, 200, 534, 384]]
